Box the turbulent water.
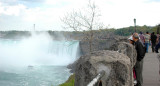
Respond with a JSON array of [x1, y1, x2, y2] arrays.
[[0, 66, 70, 86], [0, 33, 80, 86]]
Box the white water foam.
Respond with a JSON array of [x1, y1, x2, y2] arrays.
[[0, 32, 80, 71]]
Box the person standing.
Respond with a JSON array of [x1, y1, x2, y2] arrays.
[[158, 54, 160, 81], [150, 32, 157, 52], [139, 31, 145, 44], [133, 33, 145, 86], [155, 34, 160, 53], [128, 36, 137, 85], [155, 25, 160, 53], [144, 32, 150, 53]]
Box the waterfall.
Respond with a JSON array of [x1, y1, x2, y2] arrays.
[[0, 33, 80, 70]]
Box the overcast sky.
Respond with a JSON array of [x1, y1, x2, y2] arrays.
[[0, 0, 160, 31]]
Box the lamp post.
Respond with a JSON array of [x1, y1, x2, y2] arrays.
[[134, 18, 136, 32]]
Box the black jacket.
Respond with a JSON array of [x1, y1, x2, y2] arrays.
[[135, 40, 145, 61], [151, 34, 157, 43]]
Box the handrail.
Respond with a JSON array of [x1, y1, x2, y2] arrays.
[[87, 70, 105, 86]]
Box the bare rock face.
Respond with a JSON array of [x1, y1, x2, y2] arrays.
[[74, 50, 132, 86], [110, 42, 137, 67], [67, 60, 77, 73]]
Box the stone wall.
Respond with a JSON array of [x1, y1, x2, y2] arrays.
[[72, 42, 137, 86], [74, 50, 132, 86]]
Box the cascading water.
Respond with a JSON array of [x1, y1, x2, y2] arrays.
[[0, 32, 80, 86]]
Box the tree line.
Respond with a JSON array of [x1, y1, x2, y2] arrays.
[[113, 25, 158, 36], [0, 25, 158, 38]]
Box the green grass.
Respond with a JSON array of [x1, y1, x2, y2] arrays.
[[59, 74, 75, 86]]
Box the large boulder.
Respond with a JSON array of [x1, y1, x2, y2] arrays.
[[110, 42, 137, 67], [74, 50, 133, 86]]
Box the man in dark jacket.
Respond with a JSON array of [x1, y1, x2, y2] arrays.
[[151, 32, 157, 52], [133, 33, 145, 86]]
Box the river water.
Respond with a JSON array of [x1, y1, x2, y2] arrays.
[[0, 66, 70, 86]]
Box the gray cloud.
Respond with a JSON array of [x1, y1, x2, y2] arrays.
[[0, 0, 45, 8], [19, 0, 45, 8], [0, 0, 16, 3], [0, 0, 45, 3], [19, 0, 45, 3], [0, 0, 18, 5]]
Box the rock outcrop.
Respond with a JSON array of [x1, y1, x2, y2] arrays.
[[74, 50, 132, 86], [110, 42, 137, 67], [68, 42, 137, 74]]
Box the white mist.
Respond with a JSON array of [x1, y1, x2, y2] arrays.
[[0, 32, 80, 71]]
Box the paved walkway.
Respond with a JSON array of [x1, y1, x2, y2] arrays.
[[143, 47, 160, 86]]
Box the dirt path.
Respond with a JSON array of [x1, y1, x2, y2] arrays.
[[143, 47, 160, 86]]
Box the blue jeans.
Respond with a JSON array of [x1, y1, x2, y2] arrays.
[[145, 43, 149, 53]]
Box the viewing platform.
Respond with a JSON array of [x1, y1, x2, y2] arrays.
[[143, 48, 160, 86]]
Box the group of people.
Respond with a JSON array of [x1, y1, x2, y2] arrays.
[[139, 31, 160, 53], [128, 31, 160, 86]]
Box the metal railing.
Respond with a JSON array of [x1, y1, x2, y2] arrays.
[[87, 70, 105, 86]]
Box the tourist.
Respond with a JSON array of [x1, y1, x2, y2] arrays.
[[128, 35, 135, 45], [155, 25, 160, 53], [128, 36, 137, 85], [158, 55, 160, 81], [133, 33, 145, 86], [155, 33, 160, 53], [150, 32, 157, 52], [144, 32, 150, 53], [139, 31, 145, 44]]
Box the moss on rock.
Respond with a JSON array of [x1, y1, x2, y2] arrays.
[[59, 74, 75, 86]]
